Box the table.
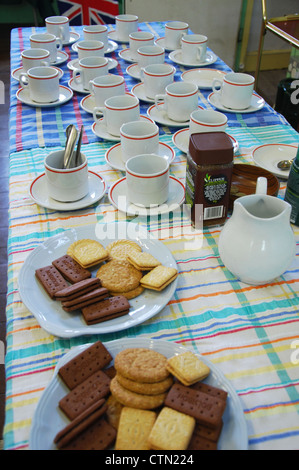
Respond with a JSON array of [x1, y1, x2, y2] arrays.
[[3, 22, 299, 450]]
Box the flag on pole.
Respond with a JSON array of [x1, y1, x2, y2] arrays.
[[57, 0, 119, 25]]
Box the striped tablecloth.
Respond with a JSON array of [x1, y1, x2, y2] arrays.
[[3, 22, 299, 451]]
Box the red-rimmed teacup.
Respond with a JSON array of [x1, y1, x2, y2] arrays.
[[76, 40, 105, 60], [83, 24, 108, 51], [45, 15, 70, 43], [129, 31, 154, 61], [165, 21, 189, 50], [93, 94, 140, 137], [155, 81, 198, 122], [30, 33, 62, 63], [140, 63, 175, 99], [189, 109, 228, 136], [115, 14, 138, 41], [120, 120, 159, 163], [212, 72, 255, 110], [181, 34, 208, 64], [89, 74, 125, 107], [73, 56, 109, 90], [137, 45, 165, 68], [19, 66, 59, 103], [125, 154, 169, 207]]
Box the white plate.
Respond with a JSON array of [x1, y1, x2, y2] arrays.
[[80, 93, 95, 114], [172, 127, 239, 154], [147, 102, 203, 127], [67, 57, 118, 72], [169, 49, 218, 67], [51, 50, 68, 65], [131, 82, 155, 103], [109, 176, 185, 216], [118, 47, 136, 63], [63, 31, 80, 46], [12, 66, 63, 81], [252, 143, 298, 179], [18, 222, 178, 338], [126, 63, 141, 80], [29, 338, 248, 450], [92, 114, 153, 142], [16, 85, 73, 107], [105, 141, 176, 171], [181, 68, 226, 89], [208, 91, 265, 113], [108, 30, 129, 43], [29, 171, 107, 211]]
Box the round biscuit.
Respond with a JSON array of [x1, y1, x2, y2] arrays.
[[110, 285, 144, 300], [116, 372, 173, 395], [96, 260, 142, 293], [114, 348, 170, 383], [106, 239, 142, 261], [110, 377, 166, 410]]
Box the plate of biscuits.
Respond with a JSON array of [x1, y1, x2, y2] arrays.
[[18, 222, 178, 337], [29, 338, 248, 450]]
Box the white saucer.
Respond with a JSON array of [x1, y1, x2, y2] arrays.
[[147, 102, 203, 127], [208, 91, 265, 113], [92, 114, 152, 142], [80, 93, 96, 114], [109, 175, 185, 216], [172, 127, 239, 154], [169, 49, 217, 67], [68, 77, 90, 94], [126, 63, 141, 80], [181, 68, 226, 89], [105, 141, 176, 171], [63, 31, 80, 46], [155, 36, 175, 51], [67, 57, 118, 71], [29, 171, 107, 210], [71, 39, 117, 54], [16, 85, 73, 107], [252, 143, 298, 179], [108, 30, 129, 43], [12, 66, 64, 82], [131, 82, 155, 103], [51, 50, 68, 65], [118, 48, 137, 63]]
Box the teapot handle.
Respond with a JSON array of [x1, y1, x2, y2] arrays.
[[256, 176, 267, 195]]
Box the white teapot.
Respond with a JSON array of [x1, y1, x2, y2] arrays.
[[218, 177, 295, 285]]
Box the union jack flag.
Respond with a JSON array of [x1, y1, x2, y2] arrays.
[[57, 0, 119, 25]]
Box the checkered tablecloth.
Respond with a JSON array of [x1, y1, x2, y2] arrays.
[[3, 22, 299, 451]]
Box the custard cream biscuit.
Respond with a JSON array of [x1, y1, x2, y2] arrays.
[[115, 407, 157, 450], [106, 239, 142, 261], [106, 394, 124, 430], [110, 377, 166, 410], [127, 251, 161, 271], [166, 351, 210, 386], [148, 407, 195, 450], [67, 239, 108, 268], [114, 348, 170, 383], [96, 259, 142, 293], [116, 372, 173, 396], [140, 265, 178, 291]]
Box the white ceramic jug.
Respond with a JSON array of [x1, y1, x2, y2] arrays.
[[218, 177, 295, 285]]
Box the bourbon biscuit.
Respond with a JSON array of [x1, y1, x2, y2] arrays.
[[61, 287, 109, 312], [55, 277, 101, 301], [106, 239, 142, 261], [140, 265, 178, 291], [81, 295, 130, 325], [96, 259, 142, 293], [52, 254, 91, 284], [35, 265, 69, 299], [59, 417, 116, 450], [110, 376, 166, 410], [116, 372, 173, 395], [58, 340, 112, 390], [114, 348, 170, 384]]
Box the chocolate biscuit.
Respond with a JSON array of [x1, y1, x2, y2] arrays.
[[55, 278, 101, 301], [191, 381, 228, 403], [58, 340, 112, 390], [165, 383, 226, 429], [35, 265, 69, 299], [59, 417, 116, 450], [61, 287, 109, 312], [82, 295, 130, 325], [52, 254, 91, 284], [59, 370, 111, 420]]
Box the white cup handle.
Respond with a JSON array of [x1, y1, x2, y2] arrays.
[[89, 81, 95, 94], [19, 72, 29, 88], [41, 60, 50, 66], [56, 37, 63, 51], [73, 69, 81, 85], [93, 106, 106, 123], [140, 67, 145, 82], [155, 93, 166, 111], [256, 176, 268, 195], [212, 78, 223, 94], [197, 46, 205, 62], [59, 25, 66, 42]]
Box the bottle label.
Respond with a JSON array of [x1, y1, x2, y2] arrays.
[[203, 173, 228, 204]]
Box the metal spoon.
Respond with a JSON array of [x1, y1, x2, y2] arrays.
[[75, 125, 84, 167], [277, 159, 294, 170], [63, 125, 78, 169]]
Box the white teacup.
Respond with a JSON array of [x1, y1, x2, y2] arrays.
[[45, 16, 70, 43], [212, 72, 255, 110], [83, 25, 108, 51], [76, 40, 105, 60], [19, 66, 59, 103], [44, 150, 89, 202], [129, 31, 154, 61], [155, 81, 198, 122], [30, 33, 62, 63], [189, 109, 228, 136], [89, 74, 125, 107], [73, 57, 109, 90], [93, 94, 140, 137], [165, 21, 189, 50], [21, 48, 50, 72], [120, 120, 159, 163], [115, 14, 138, 41], [140, 63, 175, 99], [137, 45, 165, 69], [181, 34, 208, 64], [126, 154, 169, 207]]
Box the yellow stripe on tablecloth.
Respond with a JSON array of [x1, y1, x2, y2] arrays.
[[35, 107, 45, 148]]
